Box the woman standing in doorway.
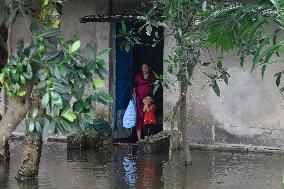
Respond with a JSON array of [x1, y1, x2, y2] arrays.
[[133, 63, 155, 140]]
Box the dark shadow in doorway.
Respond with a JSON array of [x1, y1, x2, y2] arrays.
[[115, 22, 164, 144]]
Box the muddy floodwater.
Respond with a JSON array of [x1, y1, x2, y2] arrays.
[[0, 140, 283, 189]]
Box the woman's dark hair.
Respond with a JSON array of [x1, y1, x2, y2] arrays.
[[141, 63, 150, 68]]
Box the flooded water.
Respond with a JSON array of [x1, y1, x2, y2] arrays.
[[0, 140, 284, 189]]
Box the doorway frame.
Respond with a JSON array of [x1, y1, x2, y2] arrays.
[[110, 21, 165, 135]]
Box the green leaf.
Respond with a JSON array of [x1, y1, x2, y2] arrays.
[[42, 119, 50, 142], [35, 122, 42, 133], [37, 81, 47, 89], [55, 2, 63, 15], [121, 21, 127, 35], [9, 56, 17, 65], [73, 99, 84, 112], [146, 24, 152, 36], [41, 51, 60, 62], [261, 65, 267, 80], [41, 93, 50, 107], [217, 60, 222, 70], [39, 28, 60, 38], [20, 75, 26, 85], [48, 121, 56, 134], [60, 119, 72, 132], [99, 92, 113, 103], [153, 84, 160, 95], [272, 28, 281, 56], [222, 74, 229, 85], [17, 91, 26, 97], [201, 62, 211, 66], [62, 111, 76, 122], [59, 65, 68, 77], [28, 121, 35, 133], [93, 78, 105, 90], [240, 56, 245, 67], [275, 72, 282, 87], [37, 69, 47, 81], [0, 73, 5, 83], [78, 119, 85, 131], [51, 92, 62, 106], [69, 40, 81, 53], [40, 0, 49, 7], [17, 40, 24, 52], [30, 22, 39, 33], [97, 48, 111, 59], [212, 81, 220, 97], [23, 63, 33, 79], [32, 108, 38, 119], [86, 44, 95, 59], [54, 67, 61, 79]]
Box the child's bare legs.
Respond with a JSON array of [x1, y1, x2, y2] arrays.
[[137, 130, 141, 140]]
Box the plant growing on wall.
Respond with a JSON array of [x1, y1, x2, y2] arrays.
[[0, 0, 112, 180], [201, 0, 284, 98]]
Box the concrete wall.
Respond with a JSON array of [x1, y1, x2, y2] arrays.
[[162, 30, 284, 149], [61, 0, 111, 120], [163, 31, 180, 130]]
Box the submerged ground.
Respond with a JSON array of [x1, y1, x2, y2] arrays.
[[0, 140, 283, 189]]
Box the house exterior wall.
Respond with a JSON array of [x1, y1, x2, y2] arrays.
[[61, 0, 111, 120], [2, 0, 284, 150], [163, 30, 284, 150]]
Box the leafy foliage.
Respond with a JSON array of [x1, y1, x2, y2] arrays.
[[201, 0, 284, 95], [139, 0, 284, 97], [145, 0, 231, 96], [0, 0, 112, 141], [85, 117, 112, 140]]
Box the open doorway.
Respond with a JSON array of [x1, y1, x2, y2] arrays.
[[115, 22, 164, 143]]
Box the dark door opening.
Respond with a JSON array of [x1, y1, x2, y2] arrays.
[[132, 22, 164, 127], [115, 22, 164, 143]]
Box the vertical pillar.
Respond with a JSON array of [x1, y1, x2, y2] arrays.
[[108, 0, 115, 128]]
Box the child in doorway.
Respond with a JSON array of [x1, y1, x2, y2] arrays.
[[143, 95, 157, 138]]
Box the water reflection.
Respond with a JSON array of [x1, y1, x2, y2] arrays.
[[17, 180, 39, 189], [122, 155, 137, 188], [0, 160, 10, 189], [0, 141, 283, 189]]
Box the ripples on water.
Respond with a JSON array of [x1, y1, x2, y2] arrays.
[[0, 141, 283, 189]]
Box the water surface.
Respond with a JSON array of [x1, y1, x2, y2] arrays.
[[0, 141, 283, 189]]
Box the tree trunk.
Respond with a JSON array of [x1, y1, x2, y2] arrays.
[[0, 18, 10, 161], [180, 81, 191, 166], [169, 97, 182, 160], [0, 99, 28, 146], [0, 158, 10, 188], [0, 141, 10, 160], [16, 131, 42, 181]]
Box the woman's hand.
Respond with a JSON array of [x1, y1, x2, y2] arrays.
[[132, 88, 136, 97]]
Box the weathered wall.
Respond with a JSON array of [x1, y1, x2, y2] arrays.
[[61, 0, 111, 120], [163, 29, 284, 149], [163, 31, 180, 130]]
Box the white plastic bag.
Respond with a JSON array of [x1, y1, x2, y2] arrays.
[[123, 98, 137, 129]]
